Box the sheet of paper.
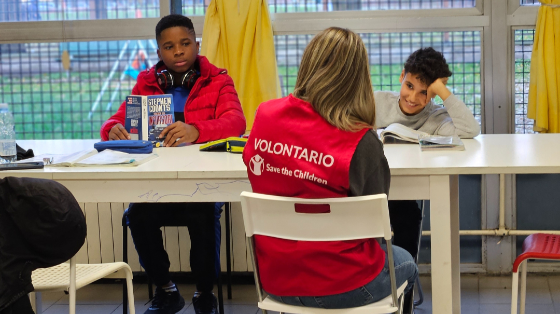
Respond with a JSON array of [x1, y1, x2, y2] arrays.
[[75, 149, 158, 166], [15, 149, 98, 166]]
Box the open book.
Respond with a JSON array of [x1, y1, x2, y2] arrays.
[[18, 149, 158, 167], [377, 123, 429, 144], [377, 123, 466, 151]]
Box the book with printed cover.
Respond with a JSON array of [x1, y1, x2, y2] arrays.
[[125, 94, 174, 143], [377, 123, 429, 144]]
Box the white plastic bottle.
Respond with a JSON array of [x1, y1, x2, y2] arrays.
[[0, 103, 17, 163]]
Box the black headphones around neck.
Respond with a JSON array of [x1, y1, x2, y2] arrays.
[[155, 61, 200, 90]]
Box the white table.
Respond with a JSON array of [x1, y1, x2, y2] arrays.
[[6, 134, 560, 314]]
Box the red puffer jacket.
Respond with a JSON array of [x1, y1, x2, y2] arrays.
[[100, 55, 246, 143]]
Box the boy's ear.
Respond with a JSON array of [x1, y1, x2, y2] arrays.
[[157, 49, 161, 60], [196, 41, 200, 54], [399, 69, 405, 83]]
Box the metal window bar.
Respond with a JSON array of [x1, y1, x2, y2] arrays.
[[513, 29, 535, 134]]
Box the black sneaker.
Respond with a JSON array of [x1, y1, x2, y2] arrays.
[[144, 286, 185, 314], [192, 292, 218, 314]]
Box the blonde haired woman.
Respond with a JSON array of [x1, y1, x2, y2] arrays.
[[242, 27, 417, 311]]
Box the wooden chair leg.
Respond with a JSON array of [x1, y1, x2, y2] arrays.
[[69, 257, 77, 314], [29, 292, 42, 314], [125, 267, 136, 314], [520, 260, 527, 314], [511, 269, 519, 314]]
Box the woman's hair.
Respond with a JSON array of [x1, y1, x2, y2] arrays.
[[293, 27, 375, 131]]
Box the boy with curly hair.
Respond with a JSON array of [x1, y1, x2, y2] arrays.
[[375, 47, 480, 137], [374, 47, 480, 312]]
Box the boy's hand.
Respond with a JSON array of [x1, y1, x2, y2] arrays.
[[160, 121, 199, 147], [427, 77, 452, 103], [108, 123, 130, 140]]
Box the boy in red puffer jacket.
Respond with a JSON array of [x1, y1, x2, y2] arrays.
[[100, 14, 245, 314]]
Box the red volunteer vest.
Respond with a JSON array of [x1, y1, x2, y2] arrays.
[[242, 95, 385, 296]]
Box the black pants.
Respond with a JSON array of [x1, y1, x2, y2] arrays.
[[127, 202, 216, 293], [388, 200, 423, 261]]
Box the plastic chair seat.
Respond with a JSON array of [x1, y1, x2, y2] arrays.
[[31, 258, 135, 314], [513, 233, 560, 272], [32, 262, 132, 292], [258, 281, 407, 314]]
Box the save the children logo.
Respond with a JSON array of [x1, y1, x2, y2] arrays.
[[249, 154, 264, 176]]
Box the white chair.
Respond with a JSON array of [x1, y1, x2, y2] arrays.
[[240, 191, 407, 314], [30, 256, 135, 314]]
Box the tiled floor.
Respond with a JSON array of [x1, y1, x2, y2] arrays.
[[35, 274, 560, 314]]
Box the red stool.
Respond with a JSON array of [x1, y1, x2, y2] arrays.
[[511, 233, 560, 314]]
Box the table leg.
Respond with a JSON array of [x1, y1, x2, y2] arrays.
[[430, 175, 461, 314]]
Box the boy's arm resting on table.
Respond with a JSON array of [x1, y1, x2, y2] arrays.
[[435, 93, 481, 138], [349, 130, 391, 197], [100, 84, 141, 141], [190, 75, 247, 143]]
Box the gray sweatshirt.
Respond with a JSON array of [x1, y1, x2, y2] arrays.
[[374, 91, 481, 138]]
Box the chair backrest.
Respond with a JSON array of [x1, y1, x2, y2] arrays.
[[240, 191, 392, 241]]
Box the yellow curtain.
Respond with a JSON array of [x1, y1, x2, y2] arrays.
[[527, 0, 560, 133], [201, 0, 281, 130]]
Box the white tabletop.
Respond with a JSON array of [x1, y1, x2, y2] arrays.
[[384, 133, 560, 175], [12, 139, 247, 180], [9, 134, 560, 179]]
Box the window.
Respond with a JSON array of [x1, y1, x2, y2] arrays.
[[513, 29, 535, 134], [1, 30, 481, 140], [276, 31, 482, 124], [520, 0, 540, 5], [182, 0, 208, 15], [0, 0, 160, 22], [0, 40, 158, 139]]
